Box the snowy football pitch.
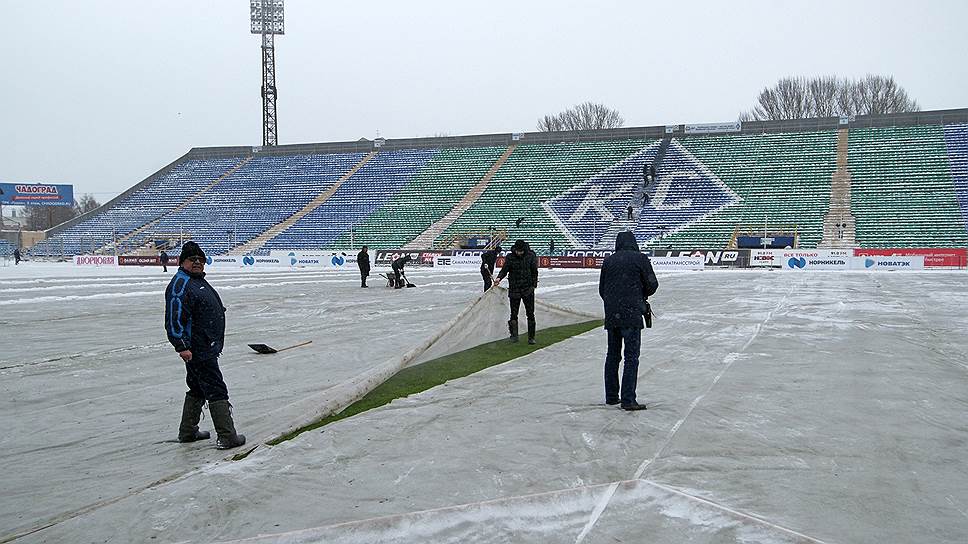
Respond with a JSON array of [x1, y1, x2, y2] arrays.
[[1, 264, 967, 543]]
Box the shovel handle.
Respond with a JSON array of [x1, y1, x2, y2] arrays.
[[276, 340, 313, 352]]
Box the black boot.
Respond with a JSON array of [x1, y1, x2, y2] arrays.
[[527, 318, 536, 345], [209, 400, 246, 450], [508, 320, 519, 343], [178, 393, 210, 442]]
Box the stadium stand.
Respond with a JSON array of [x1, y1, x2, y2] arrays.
[[438, 139, 651, 253], [131, 152, 366, 255], [0, 239, 15, 257], [261, 149, 437, 252], [943, 123, 968, 233], [29, 158, 243, 256], [645, 130, 839, 249], [849, 125, 968, 248], [27, 110, 968, 257], [325, 146, 509, 251]]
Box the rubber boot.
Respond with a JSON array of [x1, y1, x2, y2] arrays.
[[177, 393, 210, 443], [527, 318, 537, 345], [508, 320, 519, 343], [209, 400, 246, 450]]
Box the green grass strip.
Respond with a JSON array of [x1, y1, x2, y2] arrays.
[[265, 319, 602, 447]]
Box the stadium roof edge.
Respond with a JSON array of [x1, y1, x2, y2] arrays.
[[184, 107, 968, 158]]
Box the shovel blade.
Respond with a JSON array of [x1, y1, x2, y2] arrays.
[[247, 343, 278, 354]]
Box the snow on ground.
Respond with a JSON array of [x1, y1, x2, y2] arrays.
[[1, 263, 967, 543]]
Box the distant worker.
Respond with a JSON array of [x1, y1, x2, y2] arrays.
[[391, 254, 413, 289], [480, 244, 503, 292], [598, 231, 658, 411], [13, 247, 21, 265], [160, 249, 170, 273], [357, 246, 371, 288], [494, 239, 539, 344], [515, 217, 524, 228], [164, 241, 246, 449], [627, 205, 634, 221], [548, 238, 555, 256]]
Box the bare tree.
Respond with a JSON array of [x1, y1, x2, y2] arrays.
[[25, 205, 77, 230], [537, 101, 625, 131], [76, 194, 101, 214], [741, 75, 920, 121]]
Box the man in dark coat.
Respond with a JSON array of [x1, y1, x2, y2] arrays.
[[495, 239, 539, 344], [391, 254, 412, 289], [160, 249, 169, 272], [165, 241, 246, 449], [598, 231, 658, 411], [357, 246, 370, 288], [13, 247, 21, 265], [480, 244, 502, 292]]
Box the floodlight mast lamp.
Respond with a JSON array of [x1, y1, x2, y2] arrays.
[[250, 0, 284, 146]]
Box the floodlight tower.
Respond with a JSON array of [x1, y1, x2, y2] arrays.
[[250, 0, 284, 146]]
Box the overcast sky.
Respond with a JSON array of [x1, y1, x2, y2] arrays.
[[3, 0, 967, 201]]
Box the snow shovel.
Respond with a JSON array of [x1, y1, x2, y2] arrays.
[[247, 340, 313, 354]]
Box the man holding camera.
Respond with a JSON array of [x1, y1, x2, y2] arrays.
[[598, 231, 658, 411]]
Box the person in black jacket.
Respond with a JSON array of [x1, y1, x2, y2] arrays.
[[13, 247, 21, 265], [494, 239, 539, 344], [480, 244, 502, 292], [160, 250, 169, 272], [391, 254, 412, 289], [164, 241, 246, 449], [357, 246, 370, 288], [598, 231, 658, 411]]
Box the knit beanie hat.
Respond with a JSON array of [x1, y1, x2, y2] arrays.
[[179, 241, 206, 264]]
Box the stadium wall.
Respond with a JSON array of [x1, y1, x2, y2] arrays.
[[181, 108, 968, 158]]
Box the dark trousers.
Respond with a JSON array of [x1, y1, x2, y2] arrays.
[[509, 292, 535, 321], [360, 269, 369, 287], [393, 267, 403, 288], [604, 327, 642, 405], [185, 356, 229, 402], [481, 267, 493, 292]]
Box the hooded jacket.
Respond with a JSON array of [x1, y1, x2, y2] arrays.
[[497, 240, 538, 297], [165, 268, 227, 360], [598, 232, 658, 329]]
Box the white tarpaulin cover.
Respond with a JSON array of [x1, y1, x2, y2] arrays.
[[0, 265, 597, 542], [2, 266, 967, 543]]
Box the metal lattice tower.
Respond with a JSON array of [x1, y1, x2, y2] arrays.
[[251, 1, 284, 146]]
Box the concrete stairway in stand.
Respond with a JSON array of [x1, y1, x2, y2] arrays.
[[820, 128, 857, 248], [228, 151, 379, 255], [403, 144, 517, 249]]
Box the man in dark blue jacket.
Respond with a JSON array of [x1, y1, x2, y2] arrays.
[[165, 241, 246, 449], [598, 231, 658, 411]]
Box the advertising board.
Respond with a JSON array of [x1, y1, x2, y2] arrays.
[[853, 248, 966, 268], [1, 182, 74, 207], [74, 255, 117, 266], [851, 256, 925, 270], [650, 256, 704, 271]]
